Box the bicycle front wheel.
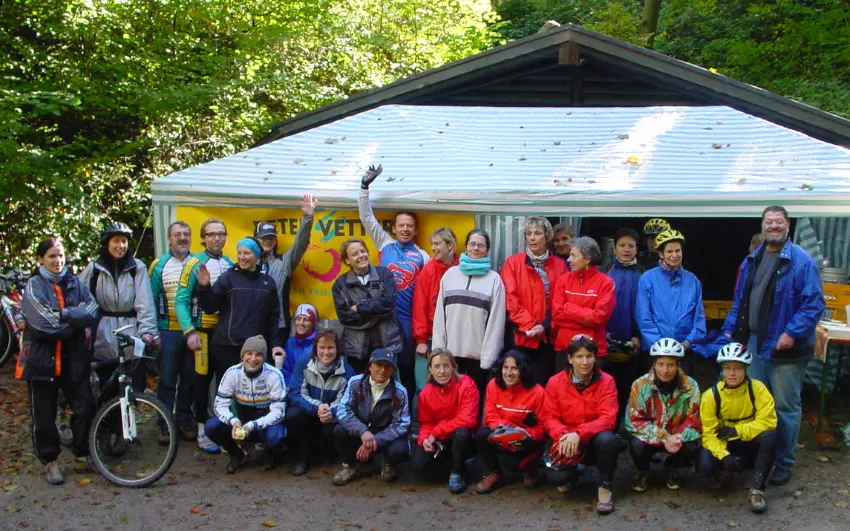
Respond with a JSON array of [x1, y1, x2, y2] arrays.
[[88, 392, 179, 488], [0, 318, 14, 367]]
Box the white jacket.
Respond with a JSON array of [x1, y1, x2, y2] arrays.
[[214, 363, 286, 432]]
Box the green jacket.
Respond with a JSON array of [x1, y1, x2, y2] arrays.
[[148, 252, 192, 331], [625, 369, 702, 445], [175, 251, 234, 334]]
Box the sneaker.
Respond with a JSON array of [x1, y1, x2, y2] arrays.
[[45, 461, 64, 485], [333, 463, 358, 486], [475, 472, 503, 494], [178, 423, 197, 441], [158, 427, 171, 446], [380, 460, 396, 483], [522, 466, 541, 489], [770, 468, 792, 486], [665, 467, 681, 490], [448, 473, 467, 494], [197, 433, 221, 454], [596, 486, 614, 515], [291, 460, 308, 476], [749, 488, 767, 514], [632, 470, 650, 492], [226, 450, 247, 474]]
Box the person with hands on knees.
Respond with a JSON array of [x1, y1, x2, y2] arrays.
[[333, 348, 411, 486], [413, 349, 480, 493], [285, 329, 354, 476], [412, 228, 458, 392], [626, 338, 701, 493], [332, 238, 404, 375], [281, 303, 319, 386], [475, 351, 546, 494], [432, 229, 506, 396], [359, 164, 429, 399], [204, 336, 287, 473], [698, 343, 777, 514], [543, 335, 619, 515], [500, 217, 568, 386]]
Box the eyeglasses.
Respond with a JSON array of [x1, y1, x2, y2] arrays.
[[205, 232, 227, 238], [467, 242, 487, 249]]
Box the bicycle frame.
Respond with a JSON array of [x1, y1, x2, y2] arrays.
[[111, 324, 149, 442]]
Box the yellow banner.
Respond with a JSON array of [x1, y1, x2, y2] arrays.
[[175, 206, 475, 320]]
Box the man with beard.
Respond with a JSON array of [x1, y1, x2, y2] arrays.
[[723, 206, 824, 486], [149, 221, 197, 442]]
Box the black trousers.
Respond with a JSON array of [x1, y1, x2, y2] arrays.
[[475, 426, 542, 474], [29, 373, 95, 464], [454, 357, 490, 400], [697, 431, 777, 490], [284, 405, 336, 461], [546, 430, 619, 488], [411, 428, 474, 476], [332, 424, 410, 466], [603, 354, 640, 432], [517, 344, 558, 387], [630, 438, 700, 471], [194, 339, 240, 424]]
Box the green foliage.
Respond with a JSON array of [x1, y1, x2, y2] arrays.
[[0, 0, 499, 267]]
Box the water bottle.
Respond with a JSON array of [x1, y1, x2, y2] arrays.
[[194, 333, 209, 375]]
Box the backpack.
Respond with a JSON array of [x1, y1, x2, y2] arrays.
[[712, 377, 756, 422]]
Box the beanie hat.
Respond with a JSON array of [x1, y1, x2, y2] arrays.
[[241, 335, 268, 358], [294, 303, 318, 324]]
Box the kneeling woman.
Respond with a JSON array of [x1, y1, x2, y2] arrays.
[[475, 351, 546, 494], [543, 335, 619, 514], [413, 349, 480, 493], [205, 336, 287, 474], [626, 338, 701, 492], [285, 329, 354, 475], [698, 343, 777, 514], [333, 349, 410, 486]]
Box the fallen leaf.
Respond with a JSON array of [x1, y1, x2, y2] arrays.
[[385, 176, 396, 182], [190, 507, 201, 514], [518, 157, 527, 161], [712, 143, 723, 149], [553, 141, 561, 146], [738, 177, 747, 184], [716, 121, 724, 125], [262, 522, 278, 528], [293, 158, 305, 164], [6, 508, 17, 513], [664, 500, 680, 509], [837, 489, 849, 496], [617, 134, 629, 140], [837, 502, 848, 509], [77, 479, 92, 486], [625, 155, 644, 166], [817, 455, 830, 462], [728, 522, 741, 528], [794, 490, 803, 498]]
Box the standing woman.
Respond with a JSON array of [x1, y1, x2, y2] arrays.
[[412, 228, 458, 392], [332, 238, 404, 375], [552, 237, 616, 370], [543, 335, 619, 515], [432, 229, 505, 395], [19, 237, 98, 485], [501, 217, 568, 386]]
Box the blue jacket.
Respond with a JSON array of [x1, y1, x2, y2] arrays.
[[723, 240, 824, 362], [605, 260, 643, 341], [288, 356, 354, 419], [282, 331, 317, 386], [337, 374, 410, 447], [636, 266, 706, 348]]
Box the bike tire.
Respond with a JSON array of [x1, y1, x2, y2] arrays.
[[88, 393, 179, 488], [0, 318, 14, 368]]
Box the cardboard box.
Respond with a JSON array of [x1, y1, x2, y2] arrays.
[[822, 283, 850, 322]]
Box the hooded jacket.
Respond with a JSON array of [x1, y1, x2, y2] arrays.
[[500, 253, 568, 349], [700, 378, 777, 460], [604, 260, 643, 342], [417, 374, 480, 445], [483, 379, 546, 441], [635, 266, 706, 349], [288, 356, 354, 420], [412, 255, 458, 345], [542, 369, 618, 443], [214, 362, 286, 432], [625, 369, 702, 445], [337, 373, 410, 447], [551, 266, 616, 355], [282, 330, 317, 386]]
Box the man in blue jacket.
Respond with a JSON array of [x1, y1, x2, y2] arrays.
[[723, 206, 824, 486]]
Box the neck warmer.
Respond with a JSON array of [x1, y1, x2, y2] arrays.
[[369, 377, 391, 411], [655, 373, 678, 396], [569, 368, 594, 391], [459, 252, 491, 277], [316, 357, 340, 375], [39, 266, 68, 283]]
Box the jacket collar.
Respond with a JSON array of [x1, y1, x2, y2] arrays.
[[307, 357, 346, 377], [648, 368, 691, 395], [344, 265, 377, 285], [747, 238, 793, 264]]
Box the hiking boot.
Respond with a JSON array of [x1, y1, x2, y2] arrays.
[[333, 463, 358, 486], [632, 470, 650, 492], [596, 486, 614, 514], [665, 467, 681, 490], [197, 433, 221, 454], [263, 451, 278, 471], [749, 488, 767, 514], [380, 460, 397, 482], [45, 461, 64, 485], [475, 472, 503, 494], [178, 423, 197, 441], [522, 465, 541, 488], [226, 450, 247, 474], [158, 427, 171, 446], [448, 473, 467, 494], [770, 468, 792, 486], [291, 459, 308, 476]]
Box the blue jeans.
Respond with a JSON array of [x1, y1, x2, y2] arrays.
[[747, 333, 805, 472], [157, 330, 195, 426], [204, 417, 286, 457]]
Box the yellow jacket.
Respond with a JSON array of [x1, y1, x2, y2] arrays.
[[699, 378, 777, 460]]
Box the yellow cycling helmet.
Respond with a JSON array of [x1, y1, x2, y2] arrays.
[[655, 229, 685, 249], [643, 218, 670, 235]]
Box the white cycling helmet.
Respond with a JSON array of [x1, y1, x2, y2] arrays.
[[650, 338, 685, 358], [717, 343, 752, 365]]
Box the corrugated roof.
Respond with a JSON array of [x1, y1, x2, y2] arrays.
[[153, 105, 850, 216]]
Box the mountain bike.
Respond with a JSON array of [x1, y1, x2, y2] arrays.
[[0, 267, 28, 368], [87, 325, 178, 487]]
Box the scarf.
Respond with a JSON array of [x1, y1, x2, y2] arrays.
[[316, 357, 340, 376], [526, 248, 551, 302], [655, 373, 678, 396], [459, 252, 491, 277], [569, 368, 594, 392], [39, 266, 68, 283], [369, 377, 390, 411]]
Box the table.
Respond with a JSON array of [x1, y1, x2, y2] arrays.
[[814, 320, 850, 434]]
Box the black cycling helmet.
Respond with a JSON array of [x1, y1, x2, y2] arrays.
[[100, 222, 133, 245]]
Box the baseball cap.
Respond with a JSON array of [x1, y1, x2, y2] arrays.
[[255, 222, 277, 238], [368, 348, 397, 367]]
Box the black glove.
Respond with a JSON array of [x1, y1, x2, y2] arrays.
[[716, 427, 737, 441], [361, 164, 383, 190], [524, 412, 538, 427], [721, 454, 742, 472]]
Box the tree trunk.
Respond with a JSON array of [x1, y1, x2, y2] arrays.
[[640, 0, 662, 42]]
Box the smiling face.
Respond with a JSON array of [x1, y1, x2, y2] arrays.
[[653, 356, 679, 383], [293, 314, 313, 336], [168, 225, 191, 258], [258, 235, 277, 255], [721, 361, 747, 388], [431, 236, 453, 263], [39, 243, 66, 274], [203, 222, 227, 254], [553, 230, 572, 257], [315, 336, 338, 366], [237, 247, 259, 271], [343, 241, 370, 274], [762, 211, 790, 249], [241, 350, 264, 372], [568, 246, 589, 272], [525, 225, 548, 255], [615, 235, 637, 263], [466, 233, 489, 260], [429, 354, 455, 386], [661, 241, 683, 269], [108, 235, 128, 260], [393, 214, 417, 244], [568, 347, 595, 379], [502, 356, 520, 388], [369, 360, 394, 384]]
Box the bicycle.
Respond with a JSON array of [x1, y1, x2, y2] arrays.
[[87, 325, 179, 487], [0, 267, 28, 368]]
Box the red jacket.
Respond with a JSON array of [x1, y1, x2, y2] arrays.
[[412, 256, 458, 345], [500, 253, 568, 349], [417, 374, 480, 445], [542, 370, 618, 443], [483, 378, 546, 441], [551, 266, 616, 355]]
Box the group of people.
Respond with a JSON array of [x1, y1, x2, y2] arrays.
[[17, 165, 825, 516]]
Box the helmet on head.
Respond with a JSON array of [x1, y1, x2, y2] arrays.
[[643, 218, 670, 235], [650, 338, 685, 358], [488, 425, 533, 453], [717, 343, 752, 365], [100, 222, 133, 245], [655, 229, 685, 250]]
